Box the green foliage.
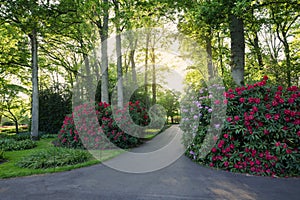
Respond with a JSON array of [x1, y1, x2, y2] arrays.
[[57, 101, 150, 149], [16, 147, 92, 169], [157, 89, 180, 124], [0, 138, 123, 179], [0, 132, 31, 141], [184, 77, 300, 177], [0, 150, 4, 162], [0, 124, 29, 135], [0, 139, 36, 151], [2, 121, 14, 126], [40, 134, 58, 139], [39, 86, 72, 134]]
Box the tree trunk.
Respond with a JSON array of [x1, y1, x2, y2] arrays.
[[144, 32, 150, 108], [29, 29, 39, 140], [253, 32, 264, 69], [229, 14, 245, 86], [83, 54, 93, 99], [15, 120, 19, 134], [217, 32, 224, 76], [116, 34, 123, 108], [99, 0, 109, 103], [277, 27, 292, 87], [130, 37, 138, 86], [205, 35, 214, 80], [151, 47, 156, 105], [114, 0, 123, 108]]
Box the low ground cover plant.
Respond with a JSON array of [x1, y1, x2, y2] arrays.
[[0, 139, 36, 151], [183, 76, 300, 177], [17, 147, 92, 169], [0, 132, 31, 141], [0, 150, 4, 162]]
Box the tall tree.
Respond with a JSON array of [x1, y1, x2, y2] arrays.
[[113, 0, 124, 108], [269, 1, 299, 86], [84, 0, 110, 103], [0, 84, 29, 134], [0, 0, 50, 139]]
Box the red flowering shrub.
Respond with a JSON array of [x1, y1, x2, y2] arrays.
[[57, 101, 149, 149], [186, 76, 300, 177]]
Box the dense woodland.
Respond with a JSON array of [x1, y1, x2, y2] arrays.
[[0, 0, 299, 138]]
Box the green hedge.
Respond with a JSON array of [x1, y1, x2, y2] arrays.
[[39, 86, 72, 134]]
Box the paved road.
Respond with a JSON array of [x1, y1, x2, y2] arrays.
[[0, 126, 299, 200]]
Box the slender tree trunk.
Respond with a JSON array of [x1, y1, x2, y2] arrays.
[[144, 32, 150, 108], [29, 29, 39, 140], [83, 54, 93, 99], [229, 14, 245, 86], [130, 37, 138, 86], [6, 108, 19, 134], [151, 47, 156, 105], [93, 49, 100, 82], [116, 34, 123, 108], [99, 0, 109, 103], [253, 32, 264, 69], [217, 32, 224, 76], [277, 28, 292, 87], [284, 42, 291, 87], [205, 35, 214, 80], [15, 121, 19, 134], [114, 0, 123, 108]]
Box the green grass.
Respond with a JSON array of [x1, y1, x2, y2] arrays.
[[0, 125, 172, 179], [0, 138, 123, 179]]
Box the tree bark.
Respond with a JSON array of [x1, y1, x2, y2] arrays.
[[253, 32, 264, 69], [83, 53, 93, 99], [229, 14, 245, 86], [144, 32, 150, 108], [217, 32, 224, 76], [151, 47, 156, 105], [205, 35, 214, 80], [276, 26, 292, 87], [130, 36, 138, 86], [116, 34, 123, 108], [29, 29, 39, 140], [114, 0, 124, 108], [99, 0, 109, 103], [15, 121, 19, 134]]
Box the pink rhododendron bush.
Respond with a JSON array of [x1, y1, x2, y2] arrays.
[[183, 76, 300, 177], [57, 101, 149, 149]]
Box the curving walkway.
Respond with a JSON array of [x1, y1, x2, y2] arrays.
[[0, 125, 299, 200]]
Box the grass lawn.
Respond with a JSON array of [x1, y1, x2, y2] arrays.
[[0, 125, 171, 179], [0, 138, 124, 179]]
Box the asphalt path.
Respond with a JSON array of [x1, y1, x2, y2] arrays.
[[0, 125, 299, 200]]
